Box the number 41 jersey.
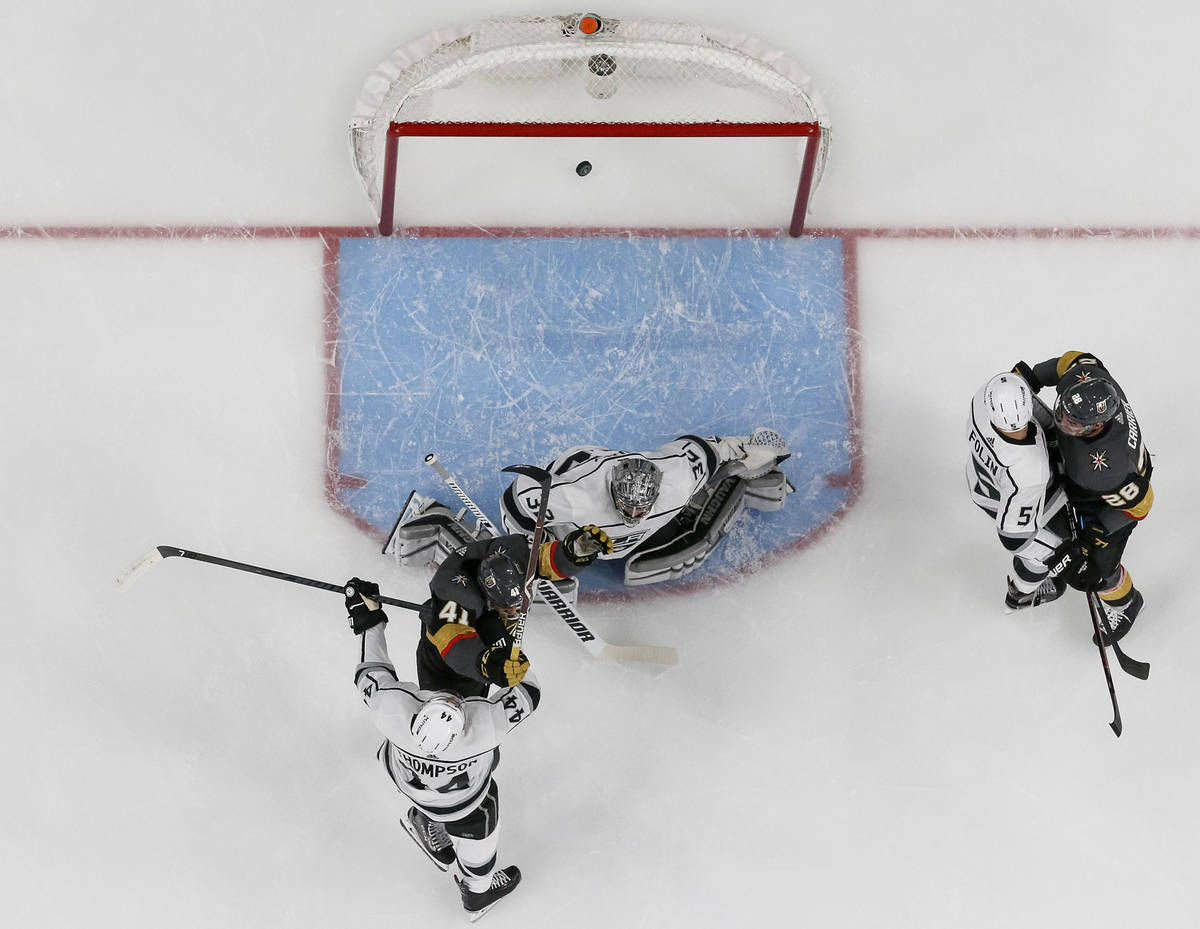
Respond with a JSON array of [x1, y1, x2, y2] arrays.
[[965, 386, 1057, 546]]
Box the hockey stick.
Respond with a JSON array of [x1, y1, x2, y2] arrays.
[[115, 545, 423, 611], [1062, 502, 1150, 681], [501, 463, 553, 647], [423, 454, 678, 665], [1060, 504, 1145, 737], [1081, 582, 1124, 737]]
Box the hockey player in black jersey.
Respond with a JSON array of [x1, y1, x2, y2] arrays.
[[1012, 351, 1153, 643], [416, 528, 610, 697]]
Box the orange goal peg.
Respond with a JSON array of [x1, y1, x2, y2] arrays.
[[578, 15, 602, 35]]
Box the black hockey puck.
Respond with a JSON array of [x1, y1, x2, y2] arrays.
[[576, 160, 592, 177]]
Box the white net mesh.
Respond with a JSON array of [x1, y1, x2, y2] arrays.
[[349, 13, 831, 228]]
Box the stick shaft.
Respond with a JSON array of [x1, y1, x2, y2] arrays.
[[144, 546, 422, 610]]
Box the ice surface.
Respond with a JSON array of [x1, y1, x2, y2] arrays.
[[3, 3, 1200, 928]]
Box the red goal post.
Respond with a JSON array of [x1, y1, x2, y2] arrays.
[[350, 14, 831, 236]]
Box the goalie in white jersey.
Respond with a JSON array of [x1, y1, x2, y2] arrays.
[[498, 427, 793, 588], [966, 372, 1069, 611], [345, 578, 538, 918]]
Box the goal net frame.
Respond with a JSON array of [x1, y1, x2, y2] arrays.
[[350, 14, 831, 237]]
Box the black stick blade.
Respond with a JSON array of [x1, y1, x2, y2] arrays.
[[1112, 641, 1150, 681], [502, 464, 552, 484]]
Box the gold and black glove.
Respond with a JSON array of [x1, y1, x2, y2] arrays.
[[479, 637, 530, 686]]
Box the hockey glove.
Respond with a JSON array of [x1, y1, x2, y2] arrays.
[[563, 525, 614, 566], [479, 637, 530, 686], [1046, 541, 1105, 592], [345, 577, 388, 634], [1011, 360, 1042, 391]]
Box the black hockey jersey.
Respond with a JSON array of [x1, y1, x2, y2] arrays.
[[1028, 351, 1153, 532], [419, 533, 583, 685]]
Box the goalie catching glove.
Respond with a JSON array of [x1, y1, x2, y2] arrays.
[[562, 524, 614, 566], [479, 637, 531, 686], [345, 577, 388, 634]]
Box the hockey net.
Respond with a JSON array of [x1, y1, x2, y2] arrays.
[[349, 13, 831, 235]]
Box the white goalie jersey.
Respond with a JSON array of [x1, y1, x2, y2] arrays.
[[354, 623, 539, 822], [965, 385, 1064, 552], [499, 436, 722, 559]]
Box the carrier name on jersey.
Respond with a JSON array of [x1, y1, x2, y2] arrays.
[[969, 427, 1002, 478], [394, 747, 486, 785], [1122, 402, 1144, 461]]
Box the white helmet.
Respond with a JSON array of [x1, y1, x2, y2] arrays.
[[410, 692, 466, 757], [984, 373, 1034, 432]]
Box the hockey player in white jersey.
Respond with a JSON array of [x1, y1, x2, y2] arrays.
[[966, 372, 1070, 610], [498, 427, 793, 588], [345, 577, 538, 919]]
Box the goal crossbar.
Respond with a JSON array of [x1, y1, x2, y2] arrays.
[[380, 120, 823, 237]]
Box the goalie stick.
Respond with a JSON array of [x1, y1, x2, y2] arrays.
[[423, 453, 678, 666], [116, 545, 423, 611]]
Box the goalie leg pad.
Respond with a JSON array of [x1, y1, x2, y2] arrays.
[[742, 469, 793, 511], [624, 477, 747, 585], [386, 496, 478, 567]]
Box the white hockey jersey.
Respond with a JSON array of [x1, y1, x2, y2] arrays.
[[499, 437, 719, 559], [354, 624, 539, 822], [965, 385, 1062, 549]]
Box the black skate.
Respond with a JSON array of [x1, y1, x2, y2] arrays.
[[1092, 588, 1144, 646], [401, 807, 456, 871], [456, 865, 522, 921], [1004, 576, 1066, 613]]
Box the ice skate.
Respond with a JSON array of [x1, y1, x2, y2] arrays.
[[401, 806, 456, 871], [456, 865, 522, 921], [1092, 588, 1144, 646], [1004, 575, 1066, 613]]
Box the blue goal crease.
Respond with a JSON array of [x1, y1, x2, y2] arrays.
[[331, 234, 857, 594]]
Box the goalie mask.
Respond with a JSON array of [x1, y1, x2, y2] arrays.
[[984, 372, 1034, 433], [477, 553, 524, 611], [1055, 375, 1120, 436], [411, 692, 466, 757], [609, 456, 662, 525]]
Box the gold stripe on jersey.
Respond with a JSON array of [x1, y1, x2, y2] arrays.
[[1124, 484, 1154, 520], [1056, 351, 1089, 378], [427, 624, 479, 657]]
